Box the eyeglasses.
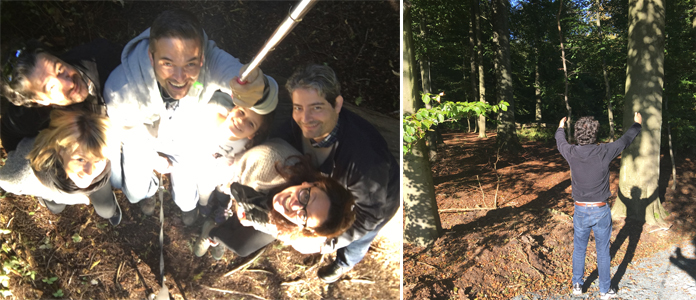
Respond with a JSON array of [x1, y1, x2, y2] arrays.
[[2, 49, 24, 83], [296, 187, 311, 227]]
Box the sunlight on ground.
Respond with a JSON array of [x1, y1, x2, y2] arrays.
[[376, 205, 403, 278]]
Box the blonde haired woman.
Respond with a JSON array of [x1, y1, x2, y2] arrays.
[[0, 109, 121, 225]]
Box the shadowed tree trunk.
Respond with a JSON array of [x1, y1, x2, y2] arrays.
[[475, 0, 487, 138], [535, 48, 542, 126], [595, 2, 616, 142], [557, 0, 572, 142], [469, 0, 478, 133], [612, 0, 668, 226], [492, 0, 520, 153], [403, 1, 442, 247], [419, 16, 438, 161]]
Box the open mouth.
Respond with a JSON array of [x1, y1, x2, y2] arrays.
[[302, 122, 319, 130], [168, 81, 187, 89]]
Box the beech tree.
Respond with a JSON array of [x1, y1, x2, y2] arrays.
[[492, 0, 521, 153], [612, 0, 668, 225], [403, 0, 442, 247]]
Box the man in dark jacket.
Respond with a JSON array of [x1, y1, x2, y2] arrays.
[[280, 64, 400, 283], [1, 39, 122, 151], [556, 112, 642, 300]]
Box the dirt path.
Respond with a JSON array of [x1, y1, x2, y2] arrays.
[[404, 130, 696, 299], [512, 238, 696, 299]]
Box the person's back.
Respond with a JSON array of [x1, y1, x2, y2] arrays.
[[555, 113, 642, 300]]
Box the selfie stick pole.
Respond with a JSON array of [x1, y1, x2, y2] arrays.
[[238, 0, 317, 83]]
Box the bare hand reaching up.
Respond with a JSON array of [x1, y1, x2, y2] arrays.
[[634, 112, 642, 124]]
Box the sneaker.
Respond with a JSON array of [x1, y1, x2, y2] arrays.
[[572, 283, 582, 296], [210, 243, 225, 260], [182, 207, 198, 226], [37, 197, 47, 208], [317, 260, 352, 283], [139, 196, 156, 216], [109, 193, 122, 226], [199, 203, 212, 218], [194, 219, 217, 257], [600, 288, 617, 300]]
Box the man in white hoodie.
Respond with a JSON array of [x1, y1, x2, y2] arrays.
[[104, 9, 278, 225]]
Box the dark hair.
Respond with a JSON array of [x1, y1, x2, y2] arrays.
[[149, 9, 205, 54], [1, 40, 51, 107], [285, 64, 341, 107], [246, 110, 275, 150], [575, 116, 599, 145], [269, 157, 355, 240]]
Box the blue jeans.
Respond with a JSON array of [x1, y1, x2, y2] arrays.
[[572, 204, 612, 293], [335, 220, 388, 268]]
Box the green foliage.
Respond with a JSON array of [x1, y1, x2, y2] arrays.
[[403, 93, 508, 154], [71, 233, 82, 243], [42, 276, 58, 285], [38, 237, 52, 250], [517, 126, 556, 143], [53, 289, 64, 297]]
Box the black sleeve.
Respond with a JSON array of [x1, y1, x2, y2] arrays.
[[605, 123, 642, 160], [1, 103, 52, 152]]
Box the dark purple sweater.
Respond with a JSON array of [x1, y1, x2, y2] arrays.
[[555, 123, 642, 203]]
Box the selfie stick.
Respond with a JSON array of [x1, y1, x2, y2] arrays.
[[238, 0, 317, 83]]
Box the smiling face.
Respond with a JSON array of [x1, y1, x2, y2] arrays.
[[291, 88, 342, 141], [60, 147, 108, 189], [216, 105, 264, 141], [149, 37, 203, 100], [27, 53, 89, 106], [272, 182, 331, 229]]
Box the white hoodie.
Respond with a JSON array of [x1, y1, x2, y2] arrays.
[[104, 28, 278, 157]]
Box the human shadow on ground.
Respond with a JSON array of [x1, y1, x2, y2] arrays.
[[669, 237, 696, 283], [583, 187, 650, 292]]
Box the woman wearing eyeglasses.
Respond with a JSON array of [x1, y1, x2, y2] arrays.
[[193, 138, 356, 259], [0, 109, 122, 225]]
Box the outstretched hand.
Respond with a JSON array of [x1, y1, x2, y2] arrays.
[[559, 117, 567, 128], [634, 112, 642, 124]]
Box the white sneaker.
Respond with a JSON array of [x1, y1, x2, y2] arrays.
[[600, 288, 617, 300]]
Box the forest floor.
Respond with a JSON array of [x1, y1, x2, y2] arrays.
[[404, 129, 696, 299], [1, 1, 400, 299]]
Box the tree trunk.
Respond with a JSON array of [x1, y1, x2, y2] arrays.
[[475, 0, 487, 138], [419, 16, 438, 161], [596, 4, 616, 142], [557, 0, 572, 142], [403, 1, 442, 247], [603, 58, 615, 142], [492, 0, 520, 153], [612, 0, 668, 226], [469, 1, 478, 134], [665, 93, 677, 191], [535, 48, 542, 126]]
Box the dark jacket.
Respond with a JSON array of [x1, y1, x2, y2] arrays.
[[281, 108, 400, 250], [555, 123, 642, 202], [1, 39, 122, 151]]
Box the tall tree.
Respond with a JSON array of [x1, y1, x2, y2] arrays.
[[595, 0, 617, 142], [556, 0, 573, 141], [474, 0, 488, 138], [469, 0, 478, 133], [419, 13, 439, 160], [403, 0, 442, 247], [492, 0, 520, 152], [612, 0, 668, 225]]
